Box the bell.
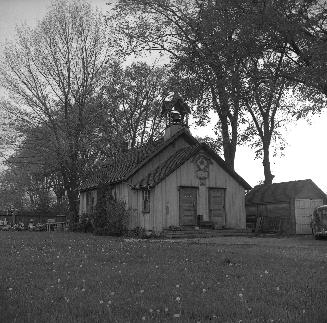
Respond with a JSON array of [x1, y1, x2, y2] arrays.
[[170, 111, 182, 124]]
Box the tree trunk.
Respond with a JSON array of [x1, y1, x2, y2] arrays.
[[211, 84, 237, 170], [61, 164, 80, 222], [219, 110, 237, 170], [66, 186, 79, 222], [222, 139, 236, 170], [263, 141, 274, 185]]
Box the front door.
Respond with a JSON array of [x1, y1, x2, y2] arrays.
[[209, 188, 226, 227], [179, 187, 197, 226]]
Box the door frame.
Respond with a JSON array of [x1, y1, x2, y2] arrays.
[[208, 187, 226, 226], [178, 186, 198, 226]]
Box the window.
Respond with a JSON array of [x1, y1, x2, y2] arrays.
[[86, 191, 96, 214], [142, 189, 150, 213], [86, 191, 92, 214], [106, 188, 116, 201]]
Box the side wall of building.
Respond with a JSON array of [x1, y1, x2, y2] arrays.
[[79, 183, 129, 216]]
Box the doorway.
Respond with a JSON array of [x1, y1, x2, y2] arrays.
[[208, 188, 226, 227], [179, 187, 198, 226]]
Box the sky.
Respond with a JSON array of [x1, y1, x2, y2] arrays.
[[1, 0, 327, 192]]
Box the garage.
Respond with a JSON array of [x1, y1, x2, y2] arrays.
[[245, 179, 327, 234]]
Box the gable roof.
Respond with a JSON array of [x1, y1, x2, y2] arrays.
[[245, 179, 326, 205], [134, 143, 251, 190], [134, 145, 200, 189], [80, 128, 196, 191], [126, 128, 197, 180], [80, 129, 251, 192]]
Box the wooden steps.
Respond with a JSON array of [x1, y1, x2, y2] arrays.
[[161, 228, 253, 239]]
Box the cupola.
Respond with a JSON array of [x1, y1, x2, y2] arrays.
[[161, 93, 191, 141]]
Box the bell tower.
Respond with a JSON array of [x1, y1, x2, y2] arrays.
[[161, 93, 191, 141]]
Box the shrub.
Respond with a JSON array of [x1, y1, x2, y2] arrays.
[[69, 213, 93, 233], [126, 226, 147, 238], [92, 190, 129, 236]]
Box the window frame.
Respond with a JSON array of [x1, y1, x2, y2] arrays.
[[142, 189, 151, 213]]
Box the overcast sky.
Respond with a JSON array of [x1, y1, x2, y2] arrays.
[[1, 0, 327, 192]]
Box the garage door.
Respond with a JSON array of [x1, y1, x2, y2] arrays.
[[295, 199, 324, 234]]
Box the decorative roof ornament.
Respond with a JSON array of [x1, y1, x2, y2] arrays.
[[192, 153, 213, 186], [162, 92, 191, 116], [161, 92, 191, 128]]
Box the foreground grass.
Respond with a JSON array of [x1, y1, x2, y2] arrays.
[[0, 232, 326, 323]]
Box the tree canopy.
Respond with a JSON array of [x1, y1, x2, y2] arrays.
[[0, 0, 114, 219], [111, 0, 327, 182], [0, 0, 171, 215], [2, 0, 327, 215]]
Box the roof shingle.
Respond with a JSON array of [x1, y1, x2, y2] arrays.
[[135, 145, 200, 188], [80, 139, 164, 191]]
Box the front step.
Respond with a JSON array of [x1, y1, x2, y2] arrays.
[[161, 228, 253, 239]]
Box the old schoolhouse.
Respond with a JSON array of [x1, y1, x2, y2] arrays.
[[79, 96, 251, 233]]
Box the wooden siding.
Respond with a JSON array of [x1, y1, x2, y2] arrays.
[[130, 149, 246, 231], [130, 136, 190, 184], [79, 192, 87, 215], [126, 135, 193, 231], [246, 202, 292, 233], [79, 190, 97, 215], [295, 198, 323, 234], [246, 198, 324, 234], [79, 183, 129, 216], [127, 188, 156, 230], [113, 183, 129, 204], [128, 189, 142, 229]]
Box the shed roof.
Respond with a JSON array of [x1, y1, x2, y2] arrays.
[[245, 179, 326, 205]]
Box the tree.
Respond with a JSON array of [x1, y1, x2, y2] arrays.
[[110, 0, 262, 169], [0, 168, 29, 211], [242, 46, 296, 184], [0, 0, 115, 221], [260, 0, 327, 101], [104, 62, 169, 148], [4, 122, 63, 207], [0, 157, 54, 213], [112, 0, 320, 182], [0, 102, 20, 162], [238, 0, 327, 184]]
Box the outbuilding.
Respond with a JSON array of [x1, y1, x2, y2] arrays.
[[245, 179, 327, 234], [79, 96, 251, 233]]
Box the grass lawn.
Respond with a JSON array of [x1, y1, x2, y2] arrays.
[[0, 232, 327, 323]]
